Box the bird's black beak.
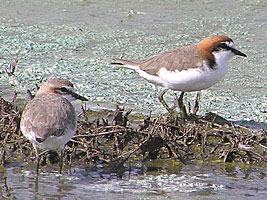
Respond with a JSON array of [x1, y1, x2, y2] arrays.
[[231, 47, 247, 57], [71, 92, 88, 101]]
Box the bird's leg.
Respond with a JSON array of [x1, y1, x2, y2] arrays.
[[158, 89, 173, 113], [193, 91, 201, 115], [34, 175, 39, 193], [34, 147, 40, 175], [59, 149, 64, 174], [178, 92, 188, 119]]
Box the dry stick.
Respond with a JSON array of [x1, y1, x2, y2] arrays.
[[160, 119, 186, 163], [0, 146, 6, 166], [166, 136, 183, 160], [11, 92, 17, 105], [0, 114, 17, 165], [115, 131, 157, 164], [114, 132, 120, 156], [26, 90, 34, 100], [201, 122, 209, 156], [2, 115, 17, 132], [208, 144, 222, 157], [114, 117, 162, 163], [199, 113, 223, 128], [160, 124, 174, 157], [3, 176, 11, 197], [71, 125, 147, 164], [149, 116, 161, 136], [245, 149, 267, 162], [95, 125, 129, 131], [186, 123, 197, 146], [80, 104, 92, 126], [5, 57, 18, 76], [159, 122, 165, 138], [69, 138, 87, 146], [259, 143, 267, 150], [188, 102, 192, 114], [148, 121, 181, 130], [38, 150, 49, 157], [116, 144, 142, 161], [73, 129, 130, 138]]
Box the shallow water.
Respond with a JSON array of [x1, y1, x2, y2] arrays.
[[2, 160, 267, 200], [0, 0, 266, 199]]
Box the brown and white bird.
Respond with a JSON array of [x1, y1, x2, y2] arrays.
[[111, 35, 247, 117], [20, 78, 87, 174]]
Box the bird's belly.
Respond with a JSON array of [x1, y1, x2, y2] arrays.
[[36, 133, 74, 151], [21, 125, 76, 151], [158, 66, 228, 92]]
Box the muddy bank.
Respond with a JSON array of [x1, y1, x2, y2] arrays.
[[1, 95, 266, 171]]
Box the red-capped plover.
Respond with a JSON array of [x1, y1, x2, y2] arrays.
[[20, 78, 87, 174], [111, 35, 247, 117]]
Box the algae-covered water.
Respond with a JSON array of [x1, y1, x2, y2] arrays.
[[1, 0, 266, 123], [0, 0, 267, 199]]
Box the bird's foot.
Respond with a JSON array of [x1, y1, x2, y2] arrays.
[[159, 98, 180, 119], [176, 92, 188, 119], [192, 92, 201, 115], [159, 90, 188, 120]]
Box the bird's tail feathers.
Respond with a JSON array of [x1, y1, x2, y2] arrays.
[[110, 58, 140, 70]]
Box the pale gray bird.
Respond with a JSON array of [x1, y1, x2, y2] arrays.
[[20, 78, 87, 174]]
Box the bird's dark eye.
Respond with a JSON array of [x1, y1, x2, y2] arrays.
[[218, 43, 228, 49], [59, 87, 68, 92]]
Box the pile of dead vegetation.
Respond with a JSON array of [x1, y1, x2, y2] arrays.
[[0, 95, 266, 169]]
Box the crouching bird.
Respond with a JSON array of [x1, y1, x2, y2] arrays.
[[20, 78, 87, 174]]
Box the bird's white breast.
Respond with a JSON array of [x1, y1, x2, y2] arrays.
[[136, 60, 228, 92]]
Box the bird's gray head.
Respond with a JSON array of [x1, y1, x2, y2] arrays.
[[35, 78, 88, 102]]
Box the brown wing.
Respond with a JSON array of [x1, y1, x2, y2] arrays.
[[139, 45, 204, 75], [21, 94, 76, 141]]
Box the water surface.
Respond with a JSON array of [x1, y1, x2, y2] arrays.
[[2, 161, 267, 200]]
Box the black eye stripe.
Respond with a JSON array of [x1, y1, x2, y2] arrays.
[[212, 42, 232, 52], [218, 43, 229, 49], [59, 87, 68, 92]]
